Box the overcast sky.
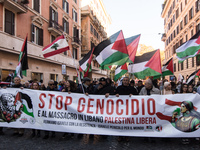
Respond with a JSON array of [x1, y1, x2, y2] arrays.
[[102, 0, 165, 50]]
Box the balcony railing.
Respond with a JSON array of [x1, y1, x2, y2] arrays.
[[0, 0, 28, 13], [72, 37, 81, 45], [161, 33, 166, 42], [48, 20, 63, 36]]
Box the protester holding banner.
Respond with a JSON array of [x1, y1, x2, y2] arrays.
[[136, 80, 144, 93], [188, 84, 196, 94], [94, 77, 115, 97], [62, 80, 77, 93], [115, 77, 138, 97], [163, 82, 173, 95], [43, 80, 58, 139], [76, 77, 94, 95], [180, 83, 188, 94], [11, 77, 24, 137], [139, 79, 160, 95], [30, 82, 41, 138]]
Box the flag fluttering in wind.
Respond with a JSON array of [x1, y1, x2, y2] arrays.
[[176, 30, 200, 62], [42, 35, 69, 58], [79, 48, 94, 77], [93, 30, 129, 69], [114, 63, 128, 81], [154, 57, 174, 79], [186, 69, 200, 84], [125, 34, 141, 63], [128, 49, 162, 79], [15, 35, 28, 79], [177, 74, 183, 82]]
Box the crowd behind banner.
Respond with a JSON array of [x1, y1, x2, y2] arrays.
[[0, 75, 200, 143]]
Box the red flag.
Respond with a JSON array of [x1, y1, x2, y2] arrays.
[[84, 48, 94, 77]]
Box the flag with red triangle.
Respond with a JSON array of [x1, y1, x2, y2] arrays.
[[93, 30, 129, 70], [128, 49, 162, 79], [114, 63, 128, 81]]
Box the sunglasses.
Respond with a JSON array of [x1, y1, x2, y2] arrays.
[[49, 84, 54, 86]]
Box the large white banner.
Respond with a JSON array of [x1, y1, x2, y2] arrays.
[[0, 88, 200, 137]]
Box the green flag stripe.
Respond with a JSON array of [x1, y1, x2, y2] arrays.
[[134, 68, 161, 79], [176, 45, 200, 58], [23, 104, 34, 117], [114, 70, 127, 81]]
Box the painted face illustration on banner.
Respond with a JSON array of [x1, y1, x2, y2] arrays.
[[0, 93, 23, 123], [172, 101, 200, 132]]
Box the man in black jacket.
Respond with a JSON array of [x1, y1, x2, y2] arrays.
[[94, 77, 115, 97], [115, 77, 138, 96]]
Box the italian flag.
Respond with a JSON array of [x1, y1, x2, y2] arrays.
[[154, 57, 174, 79], [93, 30, 129, 70], [186, 69, 200, 84], [114, 63, 128, 81], [42, 35, 69, 58], [128, 50, 162, 79], [176, 30, 200, 62], [15, 35, 28, 79]]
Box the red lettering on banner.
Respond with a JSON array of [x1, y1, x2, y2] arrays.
[[77, 97, 85, 112], [147, 98, 156, 115], [56, 95, 63, 110], [87, 98, 94, 114], [106, 99, 114, 115], [142, 98, 145, 115], [96, 99, 104, 114], [116, 99, 123, 115], [131, 99, 139, 115], [39, 93, 46, 108], [126, 99, 129, 115], [64, 96, 72, 110], [48, 94, 55, 109]]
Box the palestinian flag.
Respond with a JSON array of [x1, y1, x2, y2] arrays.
[[154, 57, 174, 79], [176, 30, 200, 62], [42, 35, 69, 58], [15, 35, 28, 79], [128, 50, 162, 79], [114, 63, 128, 81], [20, 92, 34, 118], [93, 30, 129, 70], [186, 69, 200, 84], [79, 48, 94, 77], [125, 34, 141, 63]]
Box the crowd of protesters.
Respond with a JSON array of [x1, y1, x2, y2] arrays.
[[0, 75, 200, 143]]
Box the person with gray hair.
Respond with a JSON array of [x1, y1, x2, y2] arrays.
[[139, 79, 160, 95]]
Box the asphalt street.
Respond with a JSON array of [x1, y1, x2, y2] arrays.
[[0, 128, 200, 150]]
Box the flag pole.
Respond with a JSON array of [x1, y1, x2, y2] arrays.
[[62, 33, 85, 94]]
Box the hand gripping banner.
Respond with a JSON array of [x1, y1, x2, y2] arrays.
[[0, 88, 200, 137]]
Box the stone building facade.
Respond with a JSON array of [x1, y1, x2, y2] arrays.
[[161, 0, 200, 82]]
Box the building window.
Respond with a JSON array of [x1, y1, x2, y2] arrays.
[[180, 38, 183, 46], [189, 7, 194, 20], [176, 25, 179, 35], [173, 15, 175, 23], [63, 0, 69, 13], [63, 18, 69, 34], [31, 24, 43, 46], [191, 29, 193, 37], [176, 8, 179, 19], [185, 0, 187, 5], [178, 63, 180, 71], [73, 48, 78, 59], [174, 63, 176, 72], [90, 24, 93, 33], [192, 57, 194, 67], [196, 23, 200, 32], [5, 9, 15, 35], [186, 59, 188, 69], [51, 35, 55, 43], [49, 7, 58, 28], [33, 0, 40, 13], [180, 2, 183, 12], [185, 35, 188, 41], [181, 62, 184, 70], [180, 21, 183, 30], [184, 14, 188, 25], [72, 8, 77, 22], [73, 0, 77, 3], [196, 0, 200, 13], [196, 55, 200, 66], [73, 26, 79, 43]]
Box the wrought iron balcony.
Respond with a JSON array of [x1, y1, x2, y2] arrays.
[[72, 37, 81, 47], [0, 0, 28, 13], [48, 20, 63, 36], [161, 33, 166, 42]]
